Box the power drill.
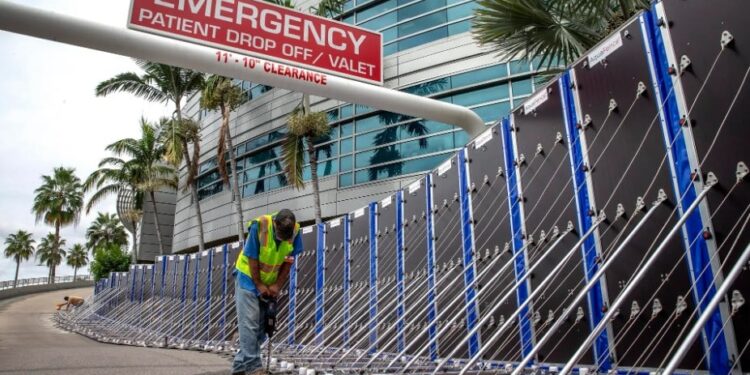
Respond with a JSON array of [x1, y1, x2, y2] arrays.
[[260, 296, 278, 372]]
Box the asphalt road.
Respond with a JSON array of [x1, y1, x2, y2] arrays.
[[0, 287, 231, 374]]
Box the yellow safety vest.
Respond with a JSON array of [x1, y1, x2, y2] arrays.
[[236, 214, 300, 286]]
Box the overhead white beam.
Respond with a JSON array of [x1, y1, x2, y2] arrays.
[[0, 0, 486, 137]]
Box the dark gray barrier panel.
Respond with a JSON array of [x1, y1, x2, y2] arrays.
[[513, 82, 596, 364], [208, 246, 226, 343], [294, 226, 318, 344], [143, 264, 153, 302], [225, 243, 241, 343], [657, 1, 750, 371], [154, 256, 165, 299], [375, 194, 397, 351], [185, 252, 200, 339], [324, 216, 346, 347], [466, 124, 520, 362], [402, 177, 429, 354], [571, 17, 702, 369], [430, 154, 472, 359], [349, 205, 370, 349]]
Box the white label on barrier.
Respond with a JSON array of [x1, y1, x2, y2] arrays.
[[191, 254, 197, 259], [232, 242, 240, 249], [474, 129, 493, 149], [408, 180, 421, 194], [330, 218, 341, 228], [354, 208, 365, 218], [588, 32, 623, 67], [217, 248, 223, 253], [147, 265, 153, 269], [523, 89, 549, 114], [381, 196, 392, 207], [302, 226, 314, 234], [169, 255, 175, 260], [202, 250, 209, 256], [438, 159, 452, 176]]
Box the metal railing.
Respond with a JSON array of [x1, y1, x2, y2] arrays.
[[0, 275, 93, 290]]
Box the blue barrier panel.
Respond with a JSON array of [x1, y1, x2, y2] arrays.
[[560, 71, 611, 370], [425, 173, 439, 361], [315, 223, 326, 344], [288, 245, 298, 346], [458, 149, 481, 356], [369, 201, 378, 353], [642, 8, 730, 373], [396, 191, 406, 352], [501, 116, 535, 356], [343, 214, 351, 348]]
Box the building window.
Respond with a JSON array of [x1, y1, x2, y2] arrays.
[[196, 61, 542, 200]]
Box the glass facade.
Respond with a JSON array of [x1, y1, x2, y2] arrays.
[[196, 61, 540, 200], [337, 0, 478, 56]]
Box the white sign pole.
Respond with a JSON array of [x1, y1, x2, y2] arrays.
[[0, 0, 486, 137]]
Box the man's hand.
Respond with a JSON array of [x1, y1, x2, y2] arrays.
[[268, 283, 280, 297], [257, 284, 271, 296]]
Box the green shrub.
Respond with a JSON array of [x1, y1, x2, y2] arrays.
[[90, 244, 131, 281]]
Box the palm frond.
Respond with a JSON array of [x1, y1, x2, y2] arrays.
[[282, 133, 305, 190], [473, 0, 603, 68], [85, 184, 121, 214], [95, 72, 169, 103]]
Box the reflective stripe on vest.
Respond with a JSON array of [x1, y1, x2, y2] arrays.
[[235, 214, 300, 286]]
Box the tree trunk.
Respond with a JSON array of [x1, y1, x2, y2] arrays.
[[131, 220, 138, 264], [176, 108, 206, 252], [150, 190, 166, 255], [13, 258, 20, 288], [52, 223, 60, 284], [303, 94, 311, 115], [223, 106, 245, 243], [306, 137, 323, 225], [73, 267, 78, 281]]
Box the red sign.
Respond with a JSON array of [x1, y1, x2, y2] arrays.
[[128, 0, 383, 84]]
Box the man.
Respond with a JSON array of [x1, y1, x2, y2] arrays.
[[55, 295, 84, 311], [233, 209, 302, 375]]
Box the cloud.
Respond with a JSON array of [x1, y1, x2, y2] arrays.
[[0, 1, 170, 281]]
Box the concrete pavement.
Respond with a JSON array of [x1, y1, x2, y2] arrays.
[[0, 287, 232, 374]]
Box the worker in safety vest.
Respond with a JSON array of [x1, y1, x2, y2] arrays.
[[232, 209, 302, 375]]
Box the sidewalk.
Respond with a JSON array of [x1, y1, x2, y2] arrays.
[[0, 287, 231, 374]]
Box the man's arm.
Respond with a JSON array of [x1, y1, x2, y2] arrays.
[[269, 232, 303, 297], [269, 262, 292, 296], [249, 259, 270, 296]]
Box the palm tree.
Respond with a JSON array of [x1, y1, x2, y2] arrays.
[[267, 0, 345, 225], [106, 119, 178, 255], [96, 61, 207, 251], [67, 244, 89, 281], [283, 110, 331, 224], [3, 230, 35, 288], [200, 75, 247, 242], [36, 233, 67, 281], [85, 213, 128, 253], [472, 0, 648, 68], [84, 153, 143, 263], [32, 167, 83, 283]]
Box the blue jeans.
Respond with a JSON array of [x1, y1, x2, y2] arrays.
[[232, 278, 268, 373]]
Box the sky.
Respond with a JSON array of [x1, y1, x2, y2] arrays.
[[0, 1, 171, 281]]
